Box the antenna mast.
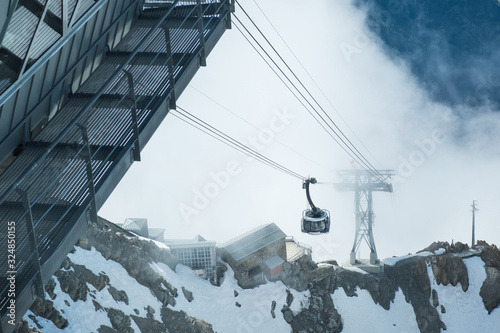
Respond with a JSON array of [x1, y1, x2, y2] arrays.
[[471, 200, 478, 247]]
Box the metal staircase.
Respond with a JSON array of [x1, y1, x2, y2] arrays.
[[0, 1, 232, 331]]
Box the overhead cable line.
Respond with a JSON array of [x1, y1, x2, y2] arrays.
[[250, 0, 383, 168], [234, 0, 383, 179], [232, 15, 382, 180], [232, 20, 357, 172], [188, 84, 332, 171], [172, 106, 306, 180]]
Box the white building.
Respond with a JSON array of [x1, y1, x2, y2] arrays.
[[164, 235, 217, 279]]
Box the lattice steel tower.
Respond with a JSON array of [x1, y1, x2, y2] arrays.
[[335, 169, 394, 265]]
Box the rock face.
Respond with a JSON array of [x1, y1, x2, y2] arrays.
[[288, 281, 343, 333], [287, 242, 500, 333], [14, 217, 213, 333], [13, 216, 500, 333], [429, 255, 469, 290], [478, 241, 500, 313], [281, 254, 318, 291]]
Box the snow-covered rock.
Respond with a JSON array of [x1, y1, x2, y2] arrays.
[[13, 218, 500, 333]]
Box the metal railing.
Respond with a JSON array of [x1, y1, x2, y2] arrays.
[[286, 236, 313, 262], [0, 0, 231, 329]]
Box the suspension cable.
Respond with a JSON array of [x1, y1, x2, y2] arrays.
[[250, 0, 384, 168], [234, 1, 383, 179], [188, 85, 332, 171], [173, 106, 306, 180], [233, 16, 382, 179]]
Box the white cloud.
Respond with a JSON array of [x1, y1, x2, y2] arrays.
[[99, 0, 500, 264]]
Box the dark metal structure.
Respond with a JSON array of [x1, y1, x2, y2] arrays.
[[471, 200, 478, 247], [301, 178, 330, 235], [335, 169, 394, 265], [0, 1, 233, 331]]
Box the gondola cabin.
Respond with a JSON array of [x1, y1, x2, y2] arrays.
[[301, 209, 330, 235], [301, 177, 331, 235]]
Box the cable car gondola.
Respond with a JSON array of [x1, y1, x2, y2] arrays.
[[301, 177, 330, 235]]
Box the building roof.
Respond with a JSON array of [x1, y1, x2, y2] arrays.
[[121, 218, 148, 231], [148, 228, 166, 238], [164, 234, 215, 248], [219, 223, 286, 262]]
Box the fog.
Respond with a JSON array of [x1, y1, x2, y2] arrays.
[[99, 0, 500, 265]]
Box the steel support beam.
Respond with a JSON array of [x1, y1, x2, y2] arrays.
[[124, 70, 141, 162], [0, 47, 23, 73], [15, 189, 45, 299], [20, 0, 64, 35], [20, 0, 50, 74], [76, 124, 98, 223], [196, 0, 207, 66], [162, 26, 176, 109]]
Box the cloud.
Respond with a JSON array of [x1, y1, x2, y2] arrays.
[[354, 0, 500, 111], [99, 0, 500, 265]]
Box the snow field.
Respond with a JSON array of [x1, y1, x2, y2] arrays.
[[28, 245, 311, 332], [151, 261, 310, 333], [331, 287, 419, 332], [426, 256, 500, 332]]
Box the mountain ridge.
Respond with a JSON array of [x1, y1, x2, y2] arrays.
[[14, 217, 500, 333]]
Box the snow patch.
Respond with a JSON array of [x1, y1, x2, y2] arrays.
[[68, 247, 164, 321], [382, 248, 446, 266], [151, 261, 310, 333], [332, 287, 419, 332], [343, 266, 369, 274], [426, 256, 500, 332]]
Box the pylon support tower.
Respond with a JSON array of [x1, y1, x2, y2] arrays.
[[335, 169, 394, 265]]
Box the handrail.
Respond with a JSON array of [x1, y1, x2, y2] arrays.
[[0, 0, 181, 206]]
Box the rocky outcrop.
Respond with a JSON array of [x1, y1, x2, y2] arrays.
[[15, 215, 500, 333], [281, 254, 318, 291], [478, 241, 500, 313], [161, 307, 214, 333], [287, 283, 342, 333], [14, 217, 212, 333], [288, 243, 495, 333], [28, 298, 68, 329], [12, 319, 41, 333], [429, 255, 469, 291], [182, 287, 194, 302], [55, 259, 109, 302], [385, 258, 445, 333], [419, 240, 469, 255]]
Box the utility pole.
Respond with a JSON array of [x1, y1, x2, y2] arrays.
[[471, 200, 478, 247], [335, 169, 395, 265]]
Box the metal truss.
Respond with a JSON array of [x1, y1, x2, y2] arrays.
[[335, 169, 394, 265]]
